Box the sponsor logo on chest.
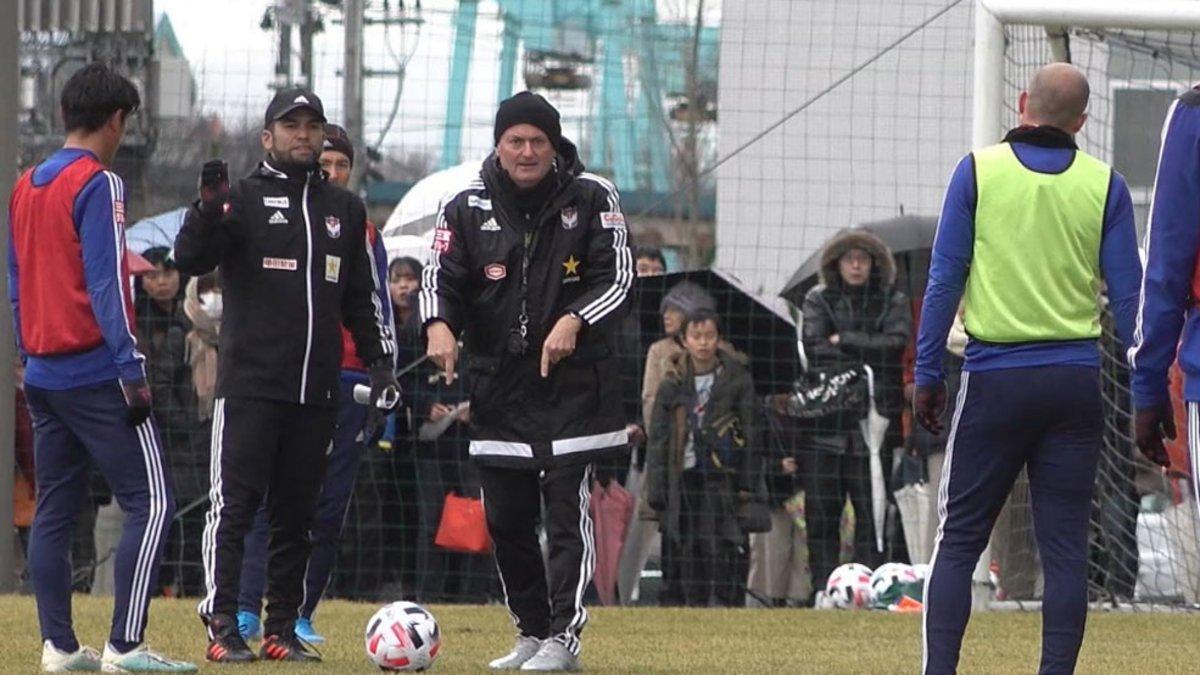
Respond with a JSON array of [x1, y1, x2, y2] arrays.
[[268, 210, 288, 225], [484, 263, 507, 281], [480, 217, 500, 232], [263, 257, 298, 271], [433, 228, 453, 253], [600, 211, 626, 230], [263, 196, 290, 208], [325, 255, 341, 283]]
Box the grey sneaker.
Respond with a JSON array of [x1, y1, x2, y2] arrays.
[[489, 636, 543, 670], [520, 639, 580, 672], [41, 641, 101, 672], [99, 644, 197, 672]]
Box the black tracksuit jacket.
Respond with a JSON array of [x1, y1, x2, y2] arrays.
[[174, 160, 395, 408], [419, 140, 634, 468]]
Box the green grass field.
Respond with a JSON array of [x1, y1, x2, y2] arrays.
[[2, 595, 1198, 673]]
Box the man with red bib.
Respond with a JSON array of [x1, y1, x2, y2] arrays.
[[9, 62, 195, 673]]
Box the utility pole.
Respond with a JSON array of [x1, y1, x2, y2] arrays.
[[299, 3, 315, 89], [683, 0, 704, 262], [344, 0, 366, 191]]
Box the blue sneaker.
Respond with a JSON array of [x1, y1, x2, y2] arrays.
[[236, 611, 262, 642], [294, 618, 325, 645]]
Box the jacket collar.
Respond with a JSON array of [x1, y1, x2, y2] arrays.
[[258, 159, 322, 183], [1002, 125, 1078, 150]]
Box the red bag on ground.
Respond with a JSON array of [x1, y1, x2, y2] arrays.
[[434, 492, 492, 554]]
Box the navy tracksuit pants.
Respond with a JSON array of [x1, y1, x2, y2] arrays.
[[238, 372, 368, 620], [923, 366, 1101, 675], [25, 381, 174, 652]]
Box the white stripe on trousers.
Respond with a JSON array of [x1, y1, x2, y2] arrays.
[[123, 420, 169, 642], [1190, 403, 1200, 545], [198, 399, 227, 623], [922, 372, 971, 675], [478, 485, 523, 632], [560, 464, 595, 656]]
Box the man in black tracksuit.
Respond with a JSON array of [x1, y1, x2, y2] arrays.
[[173, 89, 397, 664], [421, 92, 632, 671]]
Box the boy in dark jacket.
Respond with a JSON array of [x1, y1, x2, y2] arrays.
[[646, 308, 763, 607]]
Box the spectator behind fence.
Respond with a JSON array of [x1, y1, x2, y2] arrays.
[[646, 308, 764, 607], [136, 247, 207, 598], [748, 409, 811, 607], [903, 306, 966, 565], [410, 350, 496, 603], [183, 273, 221, 424], [629, 280, 717, 605], [614, 248, 672, 605], [390, 256, 424, 367], [800, 229, 911, 597]]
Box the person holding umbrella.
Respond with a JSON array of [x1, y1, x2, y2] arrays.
[[799, 229, 910, 600], [913, 63, 1141, 674]]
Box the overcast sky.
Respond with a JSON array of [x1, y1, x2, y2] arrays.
[[155, 0, 720, 164]]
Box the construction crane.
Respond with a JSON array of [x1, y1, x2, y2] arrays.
[[440, 0, 718, 194]]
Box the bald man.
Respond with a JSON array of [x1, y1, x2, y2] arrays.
[[913, 63, 1142, 674]]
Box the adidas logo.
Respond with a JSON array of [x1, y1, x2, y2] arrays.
[[268, 210, 288, 225], [294, 95, 309, 104], [480, 218, 500, 232]]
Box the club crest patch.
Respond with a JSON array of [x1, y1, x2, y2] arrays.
[[561, 207, 578, 230], [325, 215, 341, 239]]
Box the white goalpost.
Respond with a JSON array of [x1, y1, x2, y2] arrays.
[[974, 0, 1200, 147]]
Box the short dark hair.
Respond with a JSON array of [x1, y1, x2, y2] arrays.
[[389, 256, 424, 280], [683, 307, 721, 336], [634, 246, 667, 270], [61, 63, 140, 133]]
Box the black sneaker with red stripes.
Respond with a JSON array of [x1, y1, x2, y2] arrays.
[[259, 633, 322, 662], [204, 614, 257, 663]]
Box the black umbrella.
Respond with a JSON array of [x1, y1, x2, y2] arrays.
[[632, 268, 801, 395], [779, 215, 938, 307]]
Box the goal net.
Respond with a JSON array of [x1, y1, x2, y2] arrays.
[[982, 0, 1200, 607]]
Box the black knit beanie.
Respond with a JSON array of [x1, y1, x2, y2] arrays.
[[322, 124, 355, 165], [494, 91, 561, 148]]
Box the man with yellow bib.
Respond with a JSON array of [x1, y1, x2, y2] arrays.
[[912, 63, 1142, 675]]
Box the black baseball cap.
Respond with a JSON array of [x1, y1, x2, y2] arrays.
[[264, 87, 326, 128]]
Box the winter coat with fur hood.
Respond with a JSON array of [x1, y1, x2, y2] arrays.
[[801, 230, 912, 444]]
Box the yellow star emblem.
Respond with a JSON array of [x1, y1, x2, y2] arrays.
[[562, 255, 581, 276]]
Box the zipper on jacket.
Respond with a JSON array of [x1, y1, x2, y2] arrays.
[[299, 175, 315, 404]]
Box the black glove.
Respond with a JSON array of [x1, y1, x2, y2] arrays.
[[197, 159, 230, 222], [1135, 403, 1175, 467], [913, 382, 948, 435], [120, 378, 153, 427], [365, 362, 401, 439]]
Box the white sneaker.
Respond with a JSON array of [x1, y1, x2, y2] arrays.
[[489, 636, 544, 670], [41, 641, 101, 672], [520, 638, 581, 672], [100, 644, 197, 672]]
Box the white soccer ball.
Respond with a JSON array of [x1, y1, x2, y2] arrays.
[[869, 562, 920, 604], [911, 563, 931, 581], [364, 601, 441, 671], [825, 562, 874, 608]]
